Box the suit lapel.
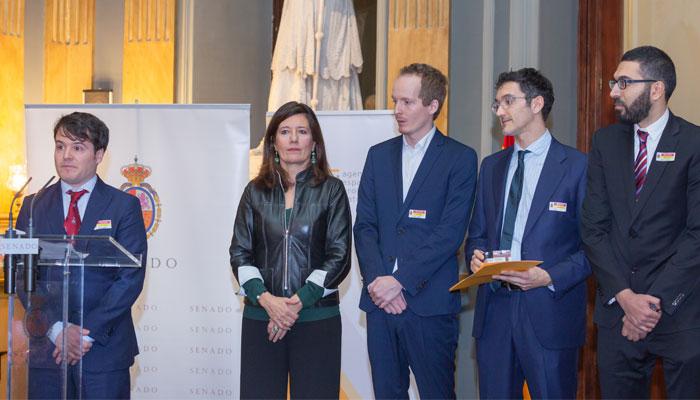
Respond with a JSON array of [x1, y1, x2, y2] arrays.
[[522, 139, 567, 239], [80, 177, 112, 235], [631, 114, 681, 221], [491, 148, 512, 237], [401, 130, 445, 215], [46, 183, 67, 234], [390, 137, 403, 209]]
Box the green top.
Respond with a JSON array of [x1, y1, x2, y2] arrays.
[[241, 208, 339, 322]]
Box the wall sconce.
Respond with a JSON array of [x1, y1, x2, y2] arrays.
[[6, 164, 28, 194]]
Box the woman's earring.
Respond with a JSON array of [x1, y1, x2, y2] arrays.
[[311, 147, 317, 165], [274, 149, 280, 164]]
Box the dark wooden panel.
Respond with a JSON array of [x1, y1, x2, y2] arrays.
[[576, 0, 622, 398]]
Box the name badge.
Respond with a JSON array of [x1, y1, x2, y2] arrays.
[[408, 209, 427, 219], [549, 202, 567, 213], [656, 152, 675, 162], [94, 219, 112, 230]]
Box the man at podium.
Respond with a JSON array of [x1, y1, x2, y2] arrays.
[[15, 112, 147, 399], [466, 68, 590, 399]]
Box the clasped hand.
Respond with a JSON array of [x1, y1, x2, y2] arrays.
[[53, 323, 92, 365], [259, 293, 302, 342], [368, 276, 406, 315], [616, 289, 661, 342]]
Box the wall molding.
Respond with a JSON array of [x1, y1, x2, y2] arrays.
[[508, 0, 539, 69]]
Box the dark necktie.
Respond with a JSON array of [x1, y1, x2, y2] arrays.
[[634, 130, 649, 196], [500, 150, 529, 250], [64, 189, 88, 235]]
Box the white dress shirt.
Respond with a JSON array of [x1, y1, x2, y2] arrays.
[[634, 108, 669, 173], [394, 125, 437, 272]]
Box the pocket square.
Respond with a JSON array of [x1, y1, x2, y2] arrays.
[[94, 220, 112, 230]]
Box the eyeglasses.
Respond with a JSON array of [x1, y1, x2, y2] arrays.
[[491, 95, 527, 113], [608, 78, 658, 90]]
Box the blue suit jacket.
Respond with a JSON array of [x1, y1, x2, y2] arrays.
[[467, 138, 590, 349], [354, 130, 478, 316], [16, 177, 147, 372]]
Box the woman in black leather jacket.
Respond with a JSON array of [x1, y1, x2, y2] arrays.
[[230, 101, 352, 399]]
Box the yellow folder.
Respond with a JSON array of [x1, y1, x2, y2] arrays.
[[449, 260, 543, 291]]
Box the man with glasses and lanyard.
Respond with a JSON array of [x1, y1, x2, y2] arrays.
[[466, 67, 589, 399], [582, 45, 700, 398]]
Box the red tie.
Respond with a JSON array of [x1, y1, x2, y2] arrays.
[[64, 189, 88, 236], [634, 130, 649, 197]]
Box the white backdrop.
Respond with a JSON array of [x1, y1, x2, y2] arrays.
[[25, 106, 403, 399]]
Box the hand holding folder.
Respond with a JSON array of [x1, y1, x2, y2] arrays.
[[449, 260, 543, 291]]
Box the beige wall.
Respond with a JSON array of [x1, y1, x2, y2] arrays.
[[387, 0, 449, 133], [122, 0, 175, 104], [0, 0, 25, 217], [624, 0, 700, 124], [43, 0, 94, 103]]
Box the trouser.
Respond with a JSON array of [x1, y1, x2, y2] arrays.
[[476, 289, 579, 399], [597, 324, 700, 399], [366, 308, 459, 399], [240, 316, 342, 399], [28, 366, 131, 399]]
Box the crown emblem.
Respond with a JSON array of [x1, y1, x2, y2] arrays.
[[121, 157, 152, 185], [121, 156, 162, 239]]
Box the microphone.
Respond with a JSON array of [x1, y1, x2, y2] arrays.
[[24, 176, 55, 293], [3, 177, 32, 294]]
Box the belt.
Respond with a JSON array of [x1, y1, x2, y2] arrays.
[[500, 281, 522, 291]]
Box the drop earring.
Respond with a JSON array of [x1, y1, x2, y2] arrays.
[[311, 147, 317, 165], [274, 149, 280, 164]]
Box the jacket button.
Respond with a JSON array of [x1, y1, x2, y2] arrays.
[[397, 228, 405, 235], [629, 228, 638, 238], [631, 267, 638, 273], [388, 256, 395, 262]]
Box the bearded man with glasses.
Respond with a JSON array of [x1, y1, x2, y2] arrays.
[[582, 45, 700, 399]]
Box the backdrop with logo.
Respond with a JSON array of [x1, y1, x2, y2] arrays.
[[24, 105, 401, 398]]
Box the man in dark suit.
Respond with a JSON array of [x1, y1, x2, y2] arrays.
[[466, 68, 590, 399], [16, 112, 147, 399], [582, 46, 700, 398], [354, 63, 477, 399]]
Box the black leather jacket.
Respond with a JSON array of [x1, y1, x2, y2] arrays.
[[230, 169, 352, 307]]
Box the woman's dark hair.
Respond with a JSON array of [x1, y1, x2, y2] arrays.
[[253, 101, 331, 191]]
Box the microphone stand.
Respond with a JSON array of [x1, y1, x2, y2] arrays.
[[24, 176, 55, 293], [3, 177, 31, 295]]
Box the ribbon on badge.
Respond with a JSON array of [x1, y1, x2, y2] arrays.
[[94, 219, 112, 230], [408, 209, 427, 219]]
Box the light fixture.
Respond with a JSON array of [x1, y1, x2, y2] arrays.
[[7, 164, 28, 194]]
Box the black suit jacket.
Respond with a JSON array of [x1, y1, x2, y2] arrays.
[[582, 112, 700, 333]]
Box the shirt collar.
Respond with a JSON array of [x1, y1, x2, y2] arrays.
[[61, 175, 98, 195], [513, 129, 552, 157], [403, 125, 436, 152], [634, 108, 669, 142]]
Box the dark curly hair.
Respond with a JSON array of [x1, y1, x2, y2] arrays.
[[496, 68, 555, 121]]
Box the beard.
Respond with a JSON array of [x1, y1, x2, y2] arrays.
[[615, 85, 652, 124]]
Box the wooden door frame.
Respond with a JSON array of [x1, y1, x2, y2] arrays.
[[576, 0, 623, 398]]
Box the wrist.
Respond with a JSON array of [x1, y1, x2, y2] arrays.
[[615, 288, 633, 305], [258, 291, 272, 307]]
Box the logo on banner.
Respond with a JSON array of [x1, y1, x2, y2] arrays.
[[120, 157, 162, 238]]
